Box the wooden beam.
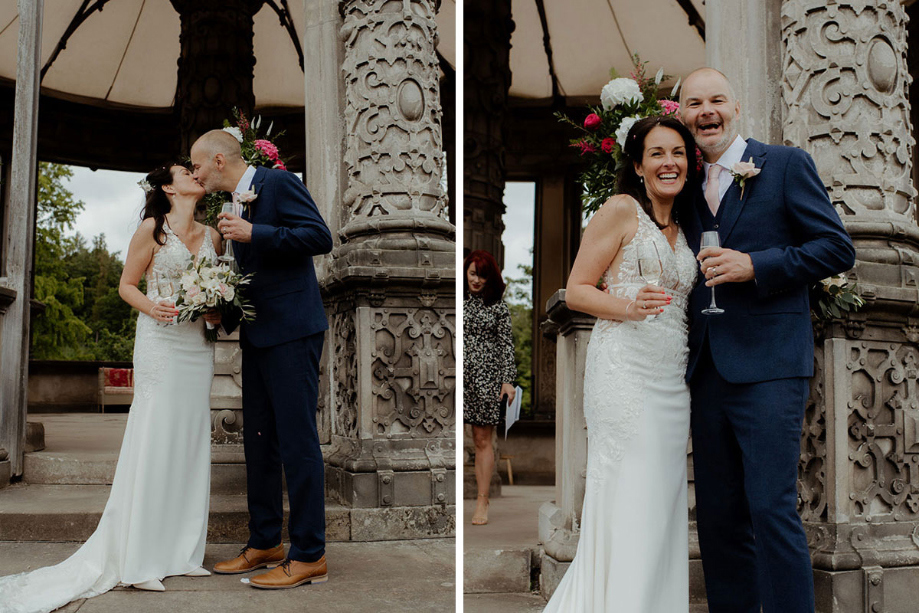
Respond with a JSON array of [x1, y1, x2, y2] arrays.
[[0, 0, 42, 477]]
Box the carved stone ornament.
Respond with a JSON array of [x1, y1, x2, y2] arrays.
[[781, 0, 916, 220], [339, 0, 448, 239]]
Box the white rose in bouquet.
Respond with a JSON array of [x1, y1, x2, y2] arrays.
[[615, 115, 643, 149], [181, 272, 199, 292], [600, 78, 643, 111]]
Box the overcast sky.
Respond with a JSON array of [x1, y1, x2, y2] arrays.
[[65, 166, 147, 262], [502, 181, 536, 303]]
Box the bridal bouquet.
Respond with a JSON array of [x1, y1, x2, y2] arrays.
[[175, 258, 256, 341], [556, 54, 682, 215]]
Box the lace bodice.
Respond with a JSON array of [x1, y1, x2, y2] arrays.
[[146, 222, 217, 302], [582, 199, 697, 489]]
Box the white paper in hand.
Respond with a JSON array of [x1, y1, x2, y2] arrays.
[[504, 385, 523, 439]]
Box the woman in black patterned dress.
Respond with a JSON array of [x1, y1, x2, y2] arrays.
[[464, 250, 517, 526]]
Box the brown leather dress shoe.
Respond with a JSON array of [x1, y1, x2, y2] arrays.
[[213, 544, 285, 575], [249, 557, 328, 589]]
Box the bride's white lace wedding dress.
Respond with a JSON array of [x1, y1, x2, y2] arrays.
[[544, 200, 698, 612], [0, 223, 216, 613]]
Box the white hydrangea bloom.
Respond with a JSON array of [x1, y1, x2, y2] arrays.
[[600, 78, 643, 111], [223, 127, 244, 143], [615, 115, 643, 148]]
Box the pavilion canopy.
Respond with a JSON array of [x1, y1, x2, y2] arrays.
[[509, 0, 705, 101], [0, 0, 456, 110]]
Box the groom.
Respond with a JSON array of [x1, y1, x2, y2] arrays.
[[678, 68, 855, 613], [190, 130, 333, 589]]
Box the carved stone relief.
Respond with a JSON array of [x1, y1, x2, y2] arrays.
[[371, 307, 455, 439], [332, 311, 359, 441], [781, 0, 916, 220], [339, 0, 447, 230]]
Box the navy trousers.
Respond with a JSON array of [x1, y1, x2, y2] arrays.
[[241, 332, 325, 563], [690, 341, 814, 613]]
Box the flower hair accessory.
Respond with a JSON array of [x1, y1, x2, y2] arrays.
[[138, 179, 154, 194], [729, 157, 761, 200]]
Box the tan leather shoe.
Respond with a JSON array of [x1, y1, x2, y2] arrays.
[[249, 557, 328, 589], [213, 544, 285, 575]]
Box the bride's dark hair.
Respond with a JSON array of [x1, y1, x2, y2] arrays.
[[617, 115, 698, 229], [140, 164, 180, 246]]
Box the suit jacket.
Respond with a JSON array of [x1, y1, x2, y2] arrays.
[[681, 138, 856, 384], [227, 166, 333, 348]]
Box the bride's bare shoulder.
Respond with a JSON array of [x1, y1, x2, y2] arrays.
[[590, 194, 639, 230]]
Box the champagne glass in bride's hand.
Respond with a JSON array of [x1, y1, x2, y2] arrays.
[[700, 231, 725, 315], [217, 202, 236, 264], [153, 269, 178, 325], [637, 242, 664, 320]]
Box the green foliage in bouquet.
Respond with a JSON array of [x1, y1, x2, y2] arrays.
[[201, 108, 290, 226], [811, 274, 865, 321], [555, 54, 682, 216]]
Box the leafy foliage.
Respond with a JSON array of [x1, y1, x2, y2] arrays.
[[811, 274, 865, 321], [555, 54, 681, 216], [505, 264, 534, 418], [31, 163, 137, 361]]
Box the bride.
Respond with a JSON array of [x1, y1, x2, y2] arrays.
[[543, 116, 699, 612], [0, 164, 223, 612]]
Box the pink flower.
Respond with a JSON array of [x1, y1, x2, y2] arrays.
[[187, 286, 200, 299], [254, 139, 279, 162], [273, 160, 287, 171], [601, 138, 616, 154], [572, 140, 597, 156], [659, 99, 680, 115], [583, 113, 602, 131]]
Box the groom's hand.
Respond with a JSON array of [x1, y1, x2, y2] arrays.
[[698, 247, 755, 287], [217, 213, 253, 244]]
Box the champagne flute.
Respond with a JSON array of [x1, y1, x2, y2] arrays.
[[637, 242, 663, 320], [153, 268, 178, 325], [217, 202, 236, 264], [700, 231, 725, 315]]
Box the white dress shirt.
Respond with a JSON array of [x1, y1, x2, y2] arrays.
[[701, 135, 748, 203], [234, 165, 257, 195]]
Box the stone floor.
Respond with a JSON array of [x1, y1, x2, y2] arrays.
[[0, 540, 456, 612]]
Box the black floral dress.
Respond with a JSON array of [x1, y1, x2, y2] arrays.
[[464, 294, 517, 426]]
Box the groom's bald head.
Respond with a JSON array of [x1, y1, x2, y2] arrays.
[[192, 130, 244, 162], [190, 130, 247, 194]]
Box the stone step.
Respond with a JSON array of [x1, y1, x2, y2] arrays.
[[0, 483, 351, 543]]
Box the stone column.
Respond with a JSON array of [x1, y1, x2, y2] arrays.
[[706, 0, 784, 143], [170, 0, 260, 153], [0, 0, 42, 479], [781, 1, 919, 610], [319, 0, 456, 539], [463, 0, 513, 263], [537, 290, 595, 599]]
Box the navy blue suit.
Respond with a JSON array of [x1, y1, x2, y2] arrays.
[[230, 166, 333, 563], [681, 139, 855, 613]]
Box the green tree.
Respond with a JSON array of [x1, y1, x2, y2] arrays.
[[31, 163, 92, 360], [31, 163, 137, 361], [505, 263, 534, 417]]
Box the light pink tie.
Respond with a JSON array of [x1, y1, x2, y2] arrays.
[[705, 164, 721, 216]]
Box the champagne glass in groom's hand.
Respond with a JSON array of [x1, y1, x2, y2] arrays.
[[700, 231, 725, 315], [217, 202, 236, 264]]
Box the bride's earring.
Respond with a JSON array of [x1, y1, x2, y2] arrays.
[[639, 175, 644, 184]]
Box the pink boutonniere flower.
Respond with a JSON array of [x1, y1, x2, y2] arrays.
[[236, 187, 258, 213], [730, 157, 761, 200]]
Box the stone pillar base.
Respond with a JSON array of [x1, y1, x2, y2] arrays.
[[348, 504, 455, 541], [814, 567, 919, 613], [538, 551, 570, 601]]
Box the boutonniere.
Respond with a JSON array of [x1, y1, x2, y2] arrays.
[[236, 187, 258, 212], [729, 157, 761, 200]]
